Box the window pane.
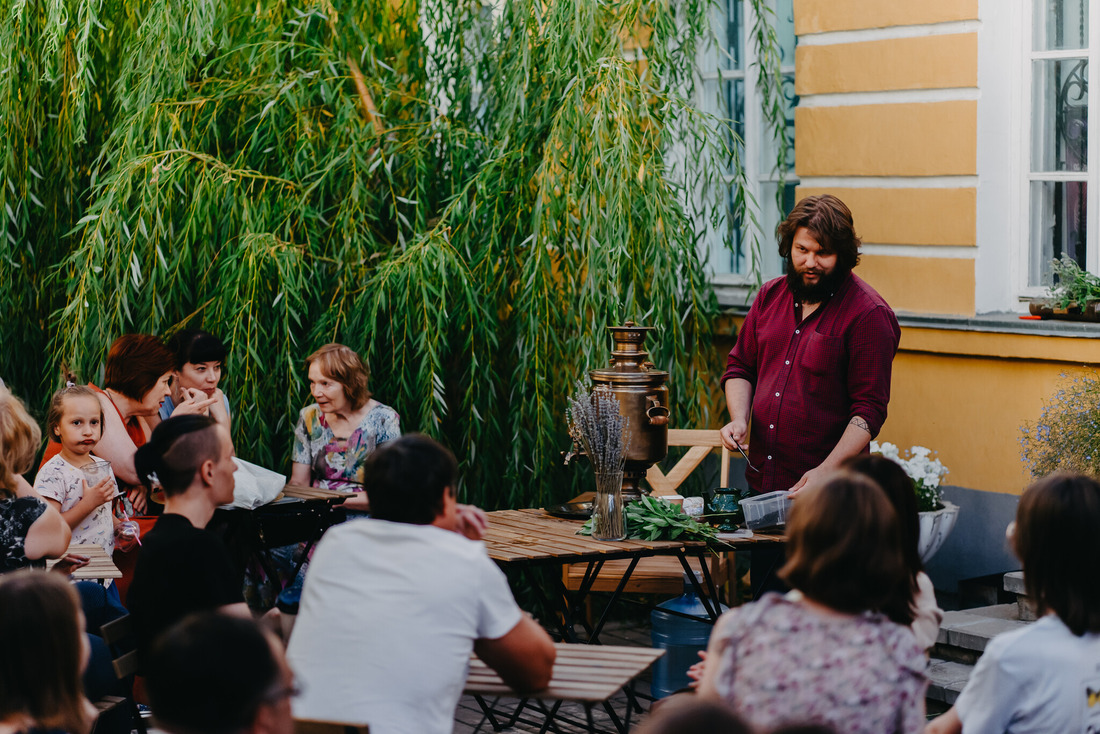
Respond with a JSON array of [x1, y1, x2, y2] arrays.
[[1033, 0, 1089, 51], [1031, 58, 1088, 172], [726, 78, 746, 174], [773, 0, 797, 66], [759, 73, 798, 174], [710, 0, 743, 71], [1029, 180, 1088, 286]]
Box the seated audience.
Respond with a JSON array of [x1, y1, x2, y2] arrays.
[[698, 471, 927, 733], [0, 386, 70, 571], [290, 343, 399, 510], [842, 454, 944, 650], [155, 329, 231, 430], [287, 434, 555, 732], [925, 472, 1100, 734], [637, 696, 750, 734], [0, 570, 96, 734], [41, 335, 217, 516], [126, 415, 247, 662], [145, 612, 293, 734]]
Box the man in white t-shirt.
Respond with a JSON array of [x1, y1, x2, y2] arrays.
[[286, 434, 556, 733]]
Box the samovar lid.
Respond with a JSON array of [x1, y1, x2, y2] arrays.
[[589, 321, 669, 384]]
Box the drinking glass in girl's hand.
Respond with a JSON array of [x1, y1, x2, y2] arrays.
[[81, 460, 113, 488]]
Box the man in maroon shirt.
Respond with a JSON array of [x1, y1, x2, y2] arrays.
[[720, 194, 900, 497]]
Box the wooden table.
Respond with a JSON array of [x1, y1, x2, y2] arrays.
[[465, 643, 664, 733], [482, 509, 784, 642], [46, 542, 122, 581]]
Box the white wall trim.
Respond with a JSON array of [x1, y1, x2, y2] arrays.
[[798, 176, 978, 189], [797, 20, 980, 46], [861, 244, 977, 259], [798, 88, 978, 108]]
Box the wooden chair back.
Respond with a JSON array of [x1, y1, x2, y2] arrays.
[[294, 719, 370, 734], [97, 613, 147, 734], [645, 429, 731, 496]]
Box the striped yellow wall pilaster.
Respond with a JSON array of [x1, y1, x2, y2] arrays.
[[794, 0, 978, 35], [855, 255, 975, 316]]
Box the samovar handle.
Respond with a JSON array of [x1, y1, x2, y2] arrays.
[[646, 395, 669, 426]]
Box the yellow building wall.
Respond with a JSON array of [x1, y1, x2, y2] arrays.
[[794, 0, 978, 34], [855, 256, 975, 316], [796, 34, 978, 95], [796, 187, 975, 246]]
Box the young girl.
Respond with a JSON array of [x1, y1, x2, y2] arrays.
[[34, 385, 120, 555], [926, 472, 1100, 734]]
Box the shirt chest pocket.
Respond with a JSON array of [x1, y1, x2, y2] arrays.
[[801, 332, 845, 378]]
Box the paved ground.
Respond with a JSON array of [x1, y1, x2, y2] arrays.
[[454, 620, 660, 734]]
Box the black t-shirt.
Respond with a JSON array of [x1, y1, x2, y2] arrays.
[[127, 513, 244, 663]]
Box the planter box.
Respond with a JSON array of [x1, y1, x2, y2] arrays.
[[1028, 299, 1100, 321]]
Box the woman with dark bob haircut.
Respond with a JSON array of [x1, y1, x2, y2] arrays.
[[290, 343, 400, 510], [927, 473, 1100, 734], [698, 471, 927, 733], [0, 571, 95, 734]]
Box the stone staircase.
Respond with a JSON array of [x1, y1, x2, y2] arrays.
[[926, 572, 1032, 708]]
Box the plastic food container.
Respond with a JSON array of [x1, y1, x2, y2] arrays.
[[740, 490, 793, 531]]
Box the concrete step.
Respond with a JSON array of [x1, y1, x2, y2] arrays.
[[934, 604, 1030, 655], [1003, 571, 1037, 621], [926, 659, 973, 705]]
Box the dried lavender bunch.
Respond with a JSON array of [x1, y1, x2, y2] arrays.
[[566, 381, 631, 476]]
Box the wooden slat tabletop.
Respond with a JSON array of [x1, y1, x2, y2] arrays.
[[281, 484, 356, 502], [46, 542, 122, 580], [465, 643, 664, 702], [483, 509, 785, 564]]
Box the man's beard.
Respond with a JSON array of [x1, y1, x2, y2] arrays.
[[785, 261, 847, 304]]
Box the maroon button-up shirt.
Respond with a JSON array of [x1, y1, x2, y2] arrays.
[[721, 272, 900, 494]]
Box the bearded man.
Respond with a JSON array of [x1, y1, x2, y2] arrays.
[[719, 194, 900, 498]]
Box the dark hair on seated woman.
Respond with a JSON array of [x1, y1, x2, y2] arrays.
[[134, 415, 221, 496], [103, 334, 176, 401], [780, 470, 914, 626], [1015, 472, 1100, 636], [0, 571, 90, 734], [364, 434, 457, 525], [146, 612, 282, 734], [165, 329, 227, 370], [842, 454, 923, 582], [636, 695, 750, 734]]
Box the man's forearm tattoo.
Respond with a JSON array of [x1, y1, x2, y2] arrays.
[[849, 416, 870, 432]]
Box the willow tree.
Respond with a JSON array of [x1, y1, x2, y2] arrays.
[[1, 0, 785, 508]]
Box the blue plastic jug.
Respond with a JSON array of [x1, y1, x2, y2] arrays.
[[650, 575, 726, 698]]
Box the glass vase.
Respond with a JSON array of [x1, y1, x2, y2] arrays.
[[592, 470, 626, 541]]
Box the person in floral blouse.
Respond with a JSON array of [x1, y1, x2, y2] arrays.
[[697, 470, 928, 734], [290, 343, 400, 510]]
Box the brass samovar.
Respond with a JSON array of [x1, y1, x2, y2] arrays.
[[588, 322, 669, 501]]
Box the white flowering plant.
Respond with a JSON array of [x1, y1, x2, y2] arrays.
[[869, 441, 949, 512]]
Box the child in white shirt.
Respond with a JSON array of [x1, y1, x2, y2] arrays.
[[34, 385, 120, 554]]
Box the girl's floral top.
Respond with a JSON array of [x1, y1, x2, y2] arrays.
[[34, 453, 116, 553], [710, 592, 928, 734], [292, 402, 401, 490]]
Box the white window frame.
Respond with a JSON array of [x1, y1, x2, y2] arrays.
[[1018, 0, 1098, 297], [701, 0, 797, 302]]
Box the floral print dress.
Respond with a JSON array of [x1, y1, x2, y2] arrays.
[[0, 496, 48, 572], [709, 592, 928, 734], [292, 402, 401, 490]]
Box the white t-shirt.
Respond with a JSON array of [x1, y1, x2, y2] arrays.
[[33, 453, 115, 553], [956, 614, 1100, 733], [287, 518, 523, 734]]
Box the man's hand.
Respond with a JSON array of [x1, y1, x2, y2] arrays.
[[788, 465, 834, 496], [455, 504, 489, 540], [719, 420, 748, 452]]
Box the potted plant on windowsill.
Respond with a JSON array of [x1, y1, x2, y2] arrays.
[[1027, 256, 1100, 322], [870, 441, 959, 562]]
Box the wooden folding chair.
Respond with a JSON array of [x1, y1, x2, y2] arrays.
[[294, 719, 370, 734], [98, 614, 148, 734]]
